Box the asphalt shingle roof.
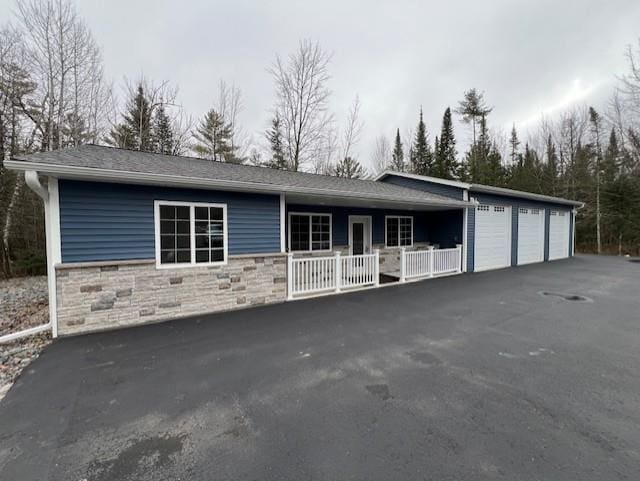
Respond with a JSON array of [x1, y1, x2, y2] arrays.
[[11, 145, 472, 207]]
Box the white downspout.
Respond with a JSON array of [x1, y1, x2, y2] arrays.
[[26, 171, 59, 338], [1, 173, 57, 343]]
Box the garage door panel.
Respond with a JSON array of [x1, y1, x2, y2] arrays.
[[517, 207, 544, 265], [549, 210, 570, 260], [474, 205, 511, 272]]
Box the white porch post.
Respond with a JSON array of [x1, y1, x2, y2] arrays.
[[400, 247, 406, 283], [287, 253, 294, 300], [462, 207, 468, 273], [456, 244, 463, 273], [335, 251, 342, 292], [429, 245, 435, 278], [374, 249, 380, 286]]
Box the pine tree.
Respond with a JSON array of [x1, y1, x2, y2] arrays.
[[434, 107, 457, 179], [456, 89, 492, 178], [152, 102, 174, 154], [264, 115, 287, 169], [589, 107, 602, 253], [409, 108, 432, 175], [107, 83, 153, 151], [192, 109, 236, 162], [391, 129, 405, 172], [333, 156, 366, 179], [509, 124, 520, 167], [543, 135, 559, 195], [603, 128, 620, 183]]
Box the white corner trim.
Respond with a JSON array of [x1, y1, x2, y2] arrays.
[[47, 177, 61, 338], [462, 207, 468, 273], [280, 193, 286, 253], [48, 178, 61, 264]]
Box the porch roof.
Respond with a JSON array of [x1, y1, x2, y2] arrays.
[[7, 145, 474, 210]]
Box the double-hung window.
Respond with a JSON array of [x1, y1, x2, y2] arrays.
[[155, 201, 227, 268], [385, 216, 413, 248], [288, 213, 331, 252]]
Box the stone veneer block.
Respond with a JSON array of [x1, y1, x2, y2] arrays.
[[56, 254, 287, 335]]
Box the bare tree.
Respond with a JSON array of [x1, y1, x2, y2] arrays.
[[340, 95, 364, 161], [269, 39, 334, 171], [619, 39, 640, 120], [216, 80, 246, 159], [15, 0, 112, 150], [371, 135, 392, 174]]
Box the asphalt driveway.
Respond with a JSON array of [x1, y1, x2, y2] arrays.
[[1, 255, 639, 480]]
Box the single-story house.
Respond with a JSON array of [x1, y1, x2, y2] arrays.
[[5, 145, 582, 337]]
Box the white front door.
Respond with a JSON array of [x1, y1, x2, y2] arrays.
[[349, 216, 372, 255], [549, 210, 570, 260], [517, 207, 545, 265], [474, 204, 512, 271]]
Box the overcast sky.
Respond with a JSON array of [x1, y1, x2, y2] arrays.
[[4, 0, 640, 168]]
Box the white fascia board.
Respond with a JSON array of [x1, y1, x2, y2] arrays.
[[373, 170, 472, 189], [470, 184, 583, 207], [4, 160, 474, 209]]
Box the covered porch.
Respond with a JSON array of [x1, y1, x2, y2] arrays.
[[284, 194, 469, 299]]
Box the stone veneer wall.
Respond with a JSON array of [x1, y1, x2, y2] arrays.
[[55, 254, 287, 335]]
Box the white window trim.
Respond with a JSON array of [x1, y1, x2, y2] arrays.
[[154, 200, 228, 269], [287, 212, 332, 253], [384, 215, 414, 248]]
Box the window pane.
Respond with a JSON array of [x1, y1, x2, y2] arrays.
[[195, 249, 209, 263], [400, 218, 412, 246], [210, 207, 223, 221], [211, 249, 224, 262], [159, 204, 192, 264], [195, 221, 209, 234], [386, 218, 399, 247], [176, 235, 190, 249], [176, 206, 190, 220], [195, 234, 209, 249], [160, 250, 175, 264], [195, 206, 208, 220], [160, 235, 175, 250], [210, 236, 224, 249], [160, 220, 175, 234], [176, 221, 190, 234], [160, 205, 175, 220], [176, 250, 191, 263], [209, 222, 224, 235], [291, 215, 310, 251]]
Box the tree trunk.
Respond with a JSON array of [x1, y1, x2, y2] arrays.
[[2, 176, 23, 277]]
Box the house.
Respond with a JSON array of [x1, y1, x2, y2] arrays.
[[5, 145, 582, 337]]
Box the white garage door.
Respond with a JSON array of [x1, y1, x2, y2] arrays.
[[474, 204, 511, 272], [548, 210, 570, 260], [517, 207, 545, 265]]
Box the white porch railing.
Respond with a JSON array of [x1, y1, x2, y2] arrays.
[[288, 251, 379, 299], [400, 245, 462, 281]]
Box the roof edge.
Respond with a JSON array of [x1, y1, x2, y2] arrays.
[[470, 184, 584, 207], [4, 159, 474, 209], [374, 170, 472, 189]]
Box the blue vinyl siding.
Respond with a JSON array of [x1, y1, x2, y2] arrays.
[[59, 180, 281, 263], [468, 192, 572, 271], [285, 205, 463, 249], [380, 175, 466, 200]]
